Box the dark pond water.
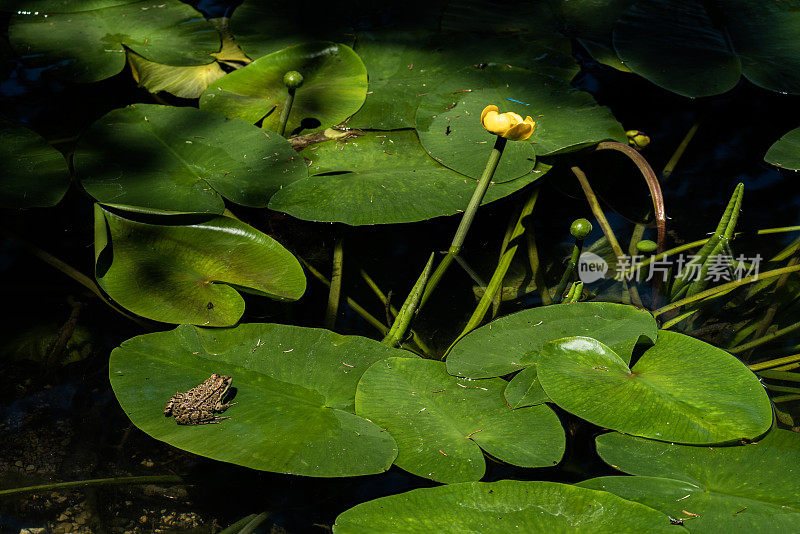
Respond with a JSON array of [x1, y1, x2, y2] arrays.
[[2, 1, 799, 533]]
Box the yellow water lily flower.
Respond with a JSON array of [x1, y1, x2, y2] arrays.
[[481, 105, 536, 141]]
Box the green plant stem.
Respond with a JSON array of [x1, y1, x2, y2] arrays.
[[237, 512, 272, 534], [757, 370, 800, 382], [628, 223, 646, 257], [653, 264, 800, 318], [527, 231, 551, 305], [772, 394, 800, 403], [764, 383, 800, 395], [553, 238, 583, 304], [383, 253, 435, 347], [278, 89, 295, 136], [661, 118, 702, 180], [748, 353, 800, 371], [730, 319, 800, 354], [492, 204, 521, 318], [659, 309, 697, 329], [325, 236, 344, 330], [299, 256, 387, 335], [775, 363, 800, 371], [420, 136, 507, 309], [0, 475, 184, 497], [570, 164, 640, 306], [564, 282, 583, 303], [358, 267, 433, 356], [458, 189, 538, 339]]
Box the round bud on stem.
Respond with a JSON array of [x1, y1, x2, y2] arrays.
[[636, 240, 658, 253], [570, 218, 593, 240], [283, 71, 304, 90]]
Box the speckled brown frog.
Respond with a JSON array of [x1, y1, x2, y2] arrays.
[[163, 373, 236, 425]]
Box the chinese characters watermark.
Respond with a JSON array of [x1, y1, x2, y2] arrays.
[[578, 253, 762, 284]]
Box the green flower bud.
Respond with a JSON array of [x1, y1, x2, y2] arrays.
[[626, 129, 650, 149], [283, 71, 304, 89], [570, 218, 593, 240], [636, 240, 658, 253]]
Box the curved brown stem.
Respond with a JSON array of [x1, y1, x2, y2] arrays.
[[595, 141, 666, 253]]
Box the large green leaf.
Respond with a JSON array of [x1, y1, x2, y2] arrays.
[[537, 331, 773, 444], [580, 429, 800, 532], [94, 205, 305, 326], [765, 126, 800, 171], [109, 323, 406, 476], [199, 42, 367, 134], [0, 120, 69, 208], [268, 129, 548, 225], [333, 480, 684, 533], [355, 357, 565, 484], [554, 0, 631, 72], [9, 0, 218, 83], [349, 31, 577, 130], [75, 104, 306, 213], [0, 0, 132, 11], [504, 365, 549, 409], [416, 66, 626, 182], [447, 302, 658, 379]]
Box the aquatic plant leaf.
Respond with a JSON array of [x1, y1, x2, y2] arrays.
[[268, 130, 548, 225], [580, 429, 800, 532], [612, 0, 740, 98], [94, 205, 305, 326], [199, 42, 367, 135], [355, 357, 565, 484], [554, 0, 631, 71], [0, 120, 69, 208], [109, 323, 405, 476], [76, 104, 306, 213], [765, 126, 800, 170], [0, 0, 132, 11], [504, 365, 549, 409], [349, 30, 577, 130], [416, 66, 626, 181], [538, 331, 773, 444], [9, 0, 218, 83], [333, 480, 681, 533], [447, 302, 658, 379]]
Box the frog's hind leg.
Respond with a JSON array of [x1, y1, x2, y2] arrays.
[[215, 401, 238, 412]]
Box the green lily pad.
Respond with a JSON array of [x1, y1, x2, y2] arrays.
[[355, 357, 565, 484], [0, 0, 132, 11], [199, 42, 367, 134], [765, 126, 800, 170], [504, 365, 549, 409], [109, 323, 407, 476], [580, 429, 800, 532], [537, 331, 773, 444], [94, 205, 305, 326], [333, 480, 684, 533], [0, 120, 70, 208], [555, 0, 632, 72], [447, 302, 658, 379], [612, 0, 740, 98], [416, 66, 626, 182], [9, 0, 218, 83], [349, 31, 577, 130], [268, 129, 549, 225], [75, 104, 307, 213]]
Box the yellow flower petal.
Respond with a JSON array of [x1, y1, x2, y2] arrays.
[[481, 105, 499, 123], [480, 105, 536, 141]]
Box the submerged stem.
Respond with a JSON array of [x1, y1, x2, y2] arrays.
[[0, 475, 184, 497], [324, 236, 344, 330], [278, 89, 295, 136]]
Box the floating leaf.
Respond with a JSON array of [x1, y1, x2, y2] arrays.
[[75, 104, 306, 213], [9, 0, 218, 83], [200, 42, 367, 134], [109, 323, 407, 476], [355, 357, 565, 483], [0, 120, 69, 208], [447, 302, 658, 379], [333, 480, 682, 533], [555, 0, 632, 72], [416, 66, 626, 183], [504, 365, 549, 409], [537, 331, 773, 444], [765, 126, 800, 171], [580, 429, 800, 532], [94, 205, 305, 326], [268, 130, 548, 225]]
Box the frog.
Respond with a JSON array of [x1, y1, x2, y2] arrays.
[[163, 373, 236, 425]]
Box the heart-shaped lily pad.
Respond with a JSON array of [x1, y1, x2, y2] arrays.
[[75, 104, 307, 213], [537, 331, 773, 444], [504, 365, 549, 409], [333, 480, 683, 533], [0, 120, 69, 208], [579, 429, 800, 532], [110, 323, 409, 476], [355, 357, 565, 483], [268, 129, 549, 225], [199, 42, 367, 134], [447, 302, 658, 379], [94, 205, 305, 326], [9, 0, 218, 83], [416, 66, 626, 181], [765, 126, 800, 171]]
